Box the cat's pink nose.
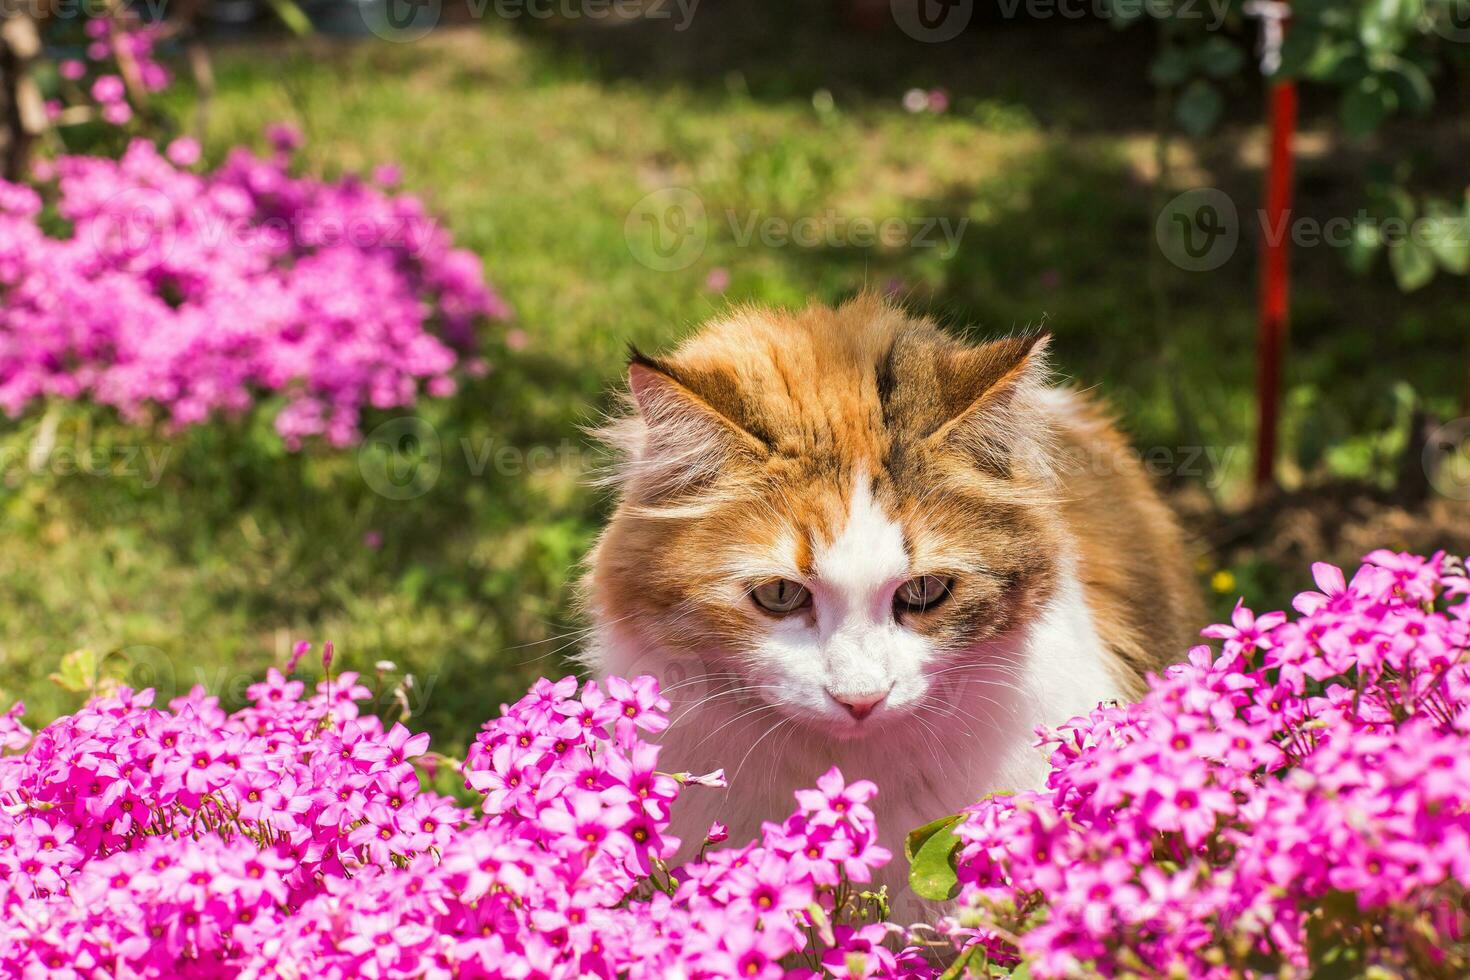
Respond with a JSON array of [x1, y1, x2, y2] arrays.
[[829, 689, 888, 721]]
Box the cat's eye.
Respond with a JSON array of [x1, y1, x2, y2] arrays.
[[895, 576, 954, 615], [751, 579, 812, 615]]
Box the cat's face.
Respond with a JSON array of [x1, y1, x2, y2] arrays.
[[589, 298, 1063, 738]]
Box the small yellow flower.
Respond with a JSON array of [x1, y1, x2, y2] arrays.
[[1210, 569, 1237, 595]]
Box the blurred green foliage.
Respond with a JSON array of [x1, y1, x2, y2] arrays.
[[1125, 0, 1470, 290]]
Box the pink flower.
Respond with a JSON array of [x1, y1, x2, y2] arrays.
[[683, 768, 727, 788], [365, 722, 430, 775], [347, 802, 402, 865], [100, 101, 132, 125], [0, 700, 30, 750], [1201, 599, 1288, 655], [794, 766, 877, 828], [285, 640, 311, 674], [265, 121, 303, 153], [90, 75, 125, 104], [603, 674, 670, 741], [165, 137, 201, 167]]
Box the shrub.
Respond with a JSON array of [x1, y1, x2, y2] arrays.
[[0, 659, 911, 976], [938, 550, 1470, 977], [0, 135, 508, 448]]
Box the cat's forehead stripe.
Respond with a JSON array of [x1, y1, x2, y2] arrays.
[[812, 470, 909, 597]]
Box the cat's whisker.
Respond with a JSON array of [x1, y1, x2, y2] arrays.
[[659, 670, 747, 692], [767, 721, 800, 805], [923, 662, 1033, 703], [918, 679, 1022, 729], [670, 685, 785, 727], [507, 612, 640, 667], [689, 701, 778, 753], [931, 698, 1005, 734], [910, 714, 961, 776], [732, 718, 791, 784]]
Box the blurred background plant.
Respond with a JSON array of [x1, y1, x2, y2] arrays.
[[1, 0, 1468, 749]]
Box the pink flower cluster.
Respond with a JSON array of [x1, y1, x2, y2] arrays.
[[454, 676, 917, 979], [0, 667, 916, 977], [0, 136, 507, 447], [5, 551, 1469, 977], [51, 13, 171, 127], [949, 550, 1470, 977]]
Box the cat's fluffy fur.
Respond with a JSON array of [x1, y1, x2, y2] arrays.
[[581, 295, 1201, 919]]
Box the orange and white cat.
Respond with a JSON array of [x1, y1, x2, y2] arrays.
[[582, 295, 1200, 917]]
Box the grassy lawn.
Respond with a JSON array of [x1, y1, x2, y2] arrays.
[[3, 14, 1466, 748]]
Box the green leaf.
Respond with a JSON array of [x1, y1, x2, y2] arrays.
[[1175, 80, 1224, 137], [1321, 51, 1372, 88], [1341, 77, 1396, 137], [906, 813, 964, 902], [937, 944, 986, 980], [1149, 47, 1193, 88], [1308, 945, 1365, 980], [1344, 219, 1382, 274], [1421, 204, 1470, 275], [1360, 0, 1423, 53], [1438, 232, 1470, 275], [1389, 238, 1437, 291], [1381, 57, 1434, 113], [806, 902, 835, 947], [49, 648, 110, 696], [1195, 37, 1245, 79], [263, 0, 314, 37], [1385, 185, 1418, 224], [1278, 24, 1351, 80]]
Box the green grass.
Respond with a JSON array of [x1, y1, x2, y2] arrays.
[[3, 17, 1467, 748]]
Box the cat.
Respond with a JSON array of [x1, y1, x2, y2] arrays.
[[580, 294, 1202, 920]]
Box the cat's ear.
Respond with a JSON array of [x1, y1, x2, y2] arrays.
[[926, 331, 1055, 478], [601, 350, 767, 499]]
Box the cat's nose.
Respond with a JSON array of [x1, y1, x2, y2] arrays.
[[828, 688, 889, 721]]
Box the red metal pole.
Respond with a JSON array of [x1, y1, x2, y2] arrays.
[[1254, 70, 1297, 493]]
